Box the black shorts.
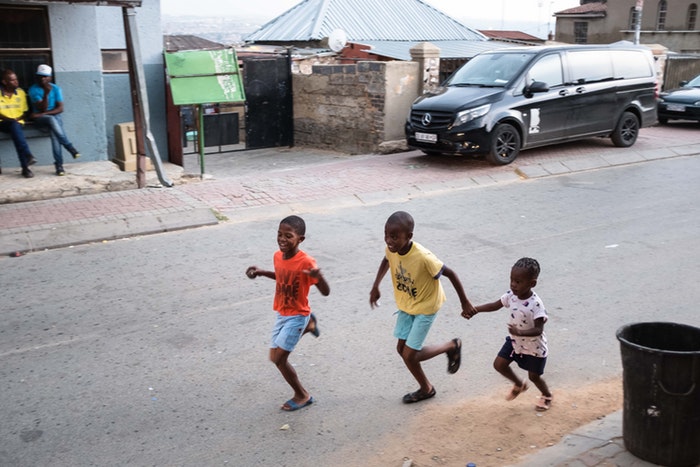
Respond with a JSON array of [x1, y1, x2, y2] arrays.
[[497, 336, 547, 375]]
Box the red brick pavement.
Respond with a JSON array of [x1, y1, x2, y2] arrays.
[[1, 122, 698, 236]]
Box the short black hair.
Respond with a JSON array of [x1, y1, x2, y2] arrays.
[[386, 211, 414, 233], [280, 215, 306, 235], [514, 257, 540, 280]]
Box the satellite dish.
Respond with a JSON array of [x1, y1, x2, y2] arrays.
[[328, 29, 347, 52]]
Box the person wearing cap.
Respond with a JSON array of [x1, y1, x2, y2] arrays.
[[28, 64, 80, 176], [0, 69, 37, 178]]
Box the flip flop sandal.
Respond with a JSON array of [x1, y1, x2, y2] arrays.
[[281, 396, 315, 411], [447, 338, 462, 374], [506, 381, 529, 401], [535, 395, 553, 411], [402, 386, 437, 404], [309, 313, 320, 337]]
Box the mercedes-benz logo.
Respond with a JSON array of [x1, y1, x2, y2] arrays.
[[421, 113, 432, 126]]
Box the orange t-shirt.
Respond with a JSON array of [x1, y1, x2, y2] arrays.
[[273, 250, 318, 316]]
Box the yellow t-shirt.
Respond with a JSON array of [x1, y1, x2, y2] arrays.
[[0, 88, 28, 123], [386, 241, 446, 315]]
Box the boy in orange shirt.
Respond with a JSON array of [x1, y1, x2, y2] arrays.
[[246, 215, 330, 411]]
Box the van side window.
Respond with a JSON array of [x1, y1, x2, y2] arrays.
[[567, 50, 614, 84], [610, 50, 653, 79], [526, 54, 563, 88]]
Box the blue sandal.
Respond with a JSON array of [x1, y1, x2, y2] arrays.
[[281, 396, 314, 411]]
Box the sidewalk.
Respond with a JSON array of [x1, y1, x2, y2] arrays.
[[1, 142, 695, 465], [510, 410, 661, 466], [2, 140, 699, 258]]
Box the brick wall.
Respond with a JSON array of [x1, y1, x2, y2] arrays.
[[293, 61, 419, 154]]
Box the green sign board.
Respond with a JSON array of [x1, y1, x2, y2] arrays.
[[164, 49, 246, 105]]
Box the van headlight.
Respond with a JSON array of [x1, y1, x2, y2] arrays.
[[454, 104, 491, 126]]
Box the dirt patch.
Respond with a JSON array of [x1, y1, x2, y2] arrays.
[[336, 378, 622, 467]]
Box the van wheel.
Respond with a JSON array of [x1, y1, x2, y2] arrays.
[[611, 111, 640, 147], [487, 124, 520, 165]]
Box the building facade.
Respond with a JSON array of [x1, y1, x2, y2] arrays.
[[555, 0, 700, 53], [0, 1, 166, 169]]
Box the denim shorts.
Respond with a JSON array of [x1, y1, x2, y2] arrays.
[[270, 313, 310, 352], [393, 310, 437, 351], [497, 336, 547, 375]]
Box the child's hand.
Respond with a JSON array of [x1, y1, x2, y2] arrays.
[[461, 305, 478, 320], [508, 323, 520, 335], [303, 267, 323, 279], [369, 287, 381, 309], [245, 266, 258, 279]]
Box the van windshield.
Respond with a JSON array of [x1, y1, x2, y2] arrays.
[[446, 52, 535, 87]]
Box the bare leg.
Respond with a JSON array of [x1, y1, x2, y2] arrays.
[[528, 372, 552, 398], [493, 356, 525, 386], [302, 313, 319, 337], [269, 347, 310, 405], [398, 339, 456, 393]]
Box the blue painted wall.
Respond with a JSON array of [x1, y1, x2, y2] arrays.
[[0, 1, 166, 169]]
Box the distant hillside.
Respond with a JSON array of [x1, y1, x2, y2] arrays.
[[162, 15, 265, 45]]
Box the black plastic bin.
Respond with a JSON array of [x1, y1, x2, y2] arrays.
[[616, 322, 700, 467]]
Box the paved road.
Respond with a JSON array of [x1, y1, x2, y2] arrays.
[[1, 126, 699, 466]]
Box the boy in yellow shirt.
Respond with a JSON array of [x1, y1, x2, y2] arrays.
[[370, 211, 476, 403]]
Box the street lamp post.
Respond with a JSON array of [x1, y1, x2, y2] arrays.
[[634, 0, 644, 45]]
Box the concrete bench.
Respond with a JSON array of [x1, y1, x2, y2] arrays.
[[0, 121, 48, 141]]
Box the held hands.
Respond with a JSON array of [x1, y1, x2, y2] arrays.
[[461, 305, 478, 320]]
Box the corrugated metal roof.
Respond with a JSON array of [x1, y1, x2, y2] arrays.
[[355, 39, 514, 60], [164, 35, 226, 52], [245, 0, 487, 42]]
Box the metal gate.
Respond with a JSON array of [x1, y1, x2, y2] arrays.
[[242, 55, 294, 149], [663, 54, 700, 91]]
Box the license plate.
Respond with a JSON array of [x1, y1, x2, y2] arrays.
[[666, 103, 686, 112], [415, 132, 437, 143]]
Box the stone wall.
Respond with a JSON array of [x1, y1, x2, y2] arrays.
[[293, 61, 419, 154]]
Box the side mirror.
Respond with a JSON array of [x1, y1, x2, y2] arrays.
[[680, 80, 689, 87], [523, 80, 549, 98]]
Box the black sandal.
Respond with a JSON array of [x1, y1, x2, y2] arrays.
[[447, 338, 462, 374], [402, 386, 437, 404]]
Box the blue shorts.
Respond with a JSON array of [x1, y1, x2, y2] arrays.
[[270, 313, 310, 352], [393, 310, 437, 351], [497, 336, 547, 375]]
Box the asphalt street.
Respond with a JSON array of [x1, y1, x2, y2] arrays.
[[2, 153, 699, 466]]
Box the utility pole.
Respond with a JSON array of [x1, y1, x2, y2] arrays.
[[634, 0, 644, 45]]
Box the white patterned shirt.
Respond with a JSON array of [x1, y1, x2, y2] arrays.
[[501, 290, 548, 358]]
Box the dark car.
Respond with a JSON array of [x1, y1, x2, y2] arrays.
[[657, 74, 700, 124], [405, 45, 658, 165]]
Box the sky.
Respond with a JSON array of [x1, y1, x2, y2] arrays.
[[161, 0, 579, 38]]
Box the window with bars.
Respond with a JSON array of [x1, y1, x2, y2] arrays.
[[657, 0, 667, 30], [688, 4, 698, 30], [0, 6, 51, 90], [574, 22, 588, 44]]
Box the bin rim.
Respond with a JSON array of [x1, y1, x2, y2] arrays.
[[616, 321, 700, 356]]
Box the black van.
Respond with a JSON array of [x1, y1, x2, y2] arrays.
[[405, 44, 658, 164]]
